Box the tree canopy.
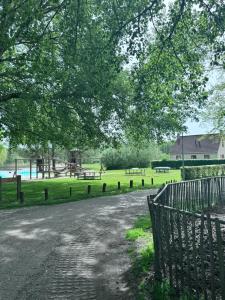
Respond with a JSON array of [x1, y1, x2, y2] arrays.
[[0, 0, 224, 147]]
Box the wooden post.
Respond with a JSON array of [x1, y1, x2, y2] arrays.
[[69, 187, 72, 197], [20, 191, 24, 204], [16, 175, 21, 200], [44, 188, 48, 201], [36, 160, 38, 179], [148, 203, 162, 282], [30, 159, 32, 180], [151, 178, 154, 185], [118, 181, 121, 190], [48, 157, 51, 179], [15, 159, 17, 176], [215, 219, 225, 300], [130, 180, 133, 188], [142, 179, 144, 187], [200, 214, 207, 299], [191, 215, 199, 297], [183, 214, 191, 295], [102, 183, 106, 192], [164, 210, 173, 287], [170, 210, 179, 289], [87, 185, 91, 194], [0, 177, 2, 201], [206, 213, 216, 299], [176, 212, 184, 287]]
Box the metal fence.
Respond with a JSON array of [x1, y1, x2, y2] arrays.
[[148, 176, 225, 300]]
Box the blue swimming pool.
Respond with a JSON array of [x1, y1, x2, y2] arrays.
[[0, 168, 37, 178]]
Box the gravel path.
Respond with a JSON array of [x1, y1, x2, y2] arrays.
[[0, 190, 154, 300]]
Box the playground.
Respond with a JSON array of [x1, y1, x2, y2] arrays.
[[9, 149, 89, 180]]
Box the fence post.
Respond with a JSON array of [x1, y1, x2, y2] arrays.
[[87, 185, 91, 194], [142, 179, 144, 187], [20, 191, 24, 204], [130, 180, 133, 188], [30, 159, 32, 180], [151, 178, 154, 185], [0, 176, 2, 201], [206, 213, 216, 299], [44, 188, 48, 201], [118, 181, 120, 190], [200, 214, 207, 299], [69, 187, 72, 197], [215, 218, 225, 300], [102, 183, 106, 192], [16, 175, 21, 200], [147, 197, 162, 281]]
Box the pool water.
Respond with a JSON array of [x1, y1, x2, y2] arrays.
[[0, 168, 37, 179]]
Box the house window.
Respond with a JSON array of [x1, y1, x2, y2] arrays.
[[221, 154, 224, 159], [191, 155, 197, 159], [204, 155, 210, 159], [176, 155, 181, 160]]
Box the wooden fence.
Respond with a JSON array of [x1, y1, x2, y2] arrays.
[[148, 176, 225, 300]]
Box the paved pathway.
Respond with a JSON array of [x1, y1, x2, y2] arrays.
[[0, 190, 153, 300]]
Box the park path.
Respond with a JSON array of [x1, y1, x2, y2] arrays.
[[0, 190, 154, 300]]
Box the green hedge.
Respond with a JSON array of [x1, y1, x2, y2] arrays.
[[151, 159, 225, 169], [182, 164, 225, 180]]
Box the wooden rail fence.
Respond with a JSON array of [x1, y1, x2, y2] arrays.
[[148, 176, 225, 300]]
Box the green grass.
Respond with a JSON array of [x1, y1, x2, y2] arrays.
[[126, 215, 152, 241], [82, 163, 102, 171], [126, 228, 150, 241], [134, 215, 152, 230], [0, 167, 181, 209], [126, 214, 154, 299]]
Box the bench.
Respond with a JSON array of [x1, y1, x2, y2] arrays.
[[125, 168, 145, 176], [154, 167, 171, 173], [77, 171, 102, 180]]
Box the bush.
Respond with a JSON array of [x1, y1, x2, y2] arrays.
[[182, 164, 225, 180], [101, 145, 153, 170], [0, 145, 7, 167], [101, 141, 168, 170], [151, 159, 225, 169]]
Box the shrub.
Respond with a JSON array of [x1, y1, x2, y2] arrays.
[[151, 159, 225, 169], [102, 143, 162, 170], [101, 146, 151, 169], [182, 164, 225, 180]]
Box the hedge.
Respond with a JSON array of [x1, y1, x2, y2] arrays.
[[182, 164, 225, 180], [151, 159, 225, 169]]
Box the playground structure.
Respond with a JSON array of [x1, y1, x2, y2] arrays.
[[14, 150, 85, 179]]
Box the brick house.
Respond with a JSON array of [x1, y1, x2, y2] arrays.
[[170, 134, 225, 160]]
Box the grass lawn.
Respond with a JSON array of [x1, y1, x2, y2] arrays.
[[0, 167, 181, 209]]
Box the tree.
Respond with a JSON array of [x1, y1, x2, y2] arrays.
[[1, 1, 225, 147], [203, 82, 225, 134], [125, 0, 225, 141], [0, 0, 164, 147], [0, 144, 7, 166]]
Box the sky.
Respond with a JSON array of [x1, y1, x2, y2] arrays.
[[185, 119, 214, 135], [185, 60, 225, 135]]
